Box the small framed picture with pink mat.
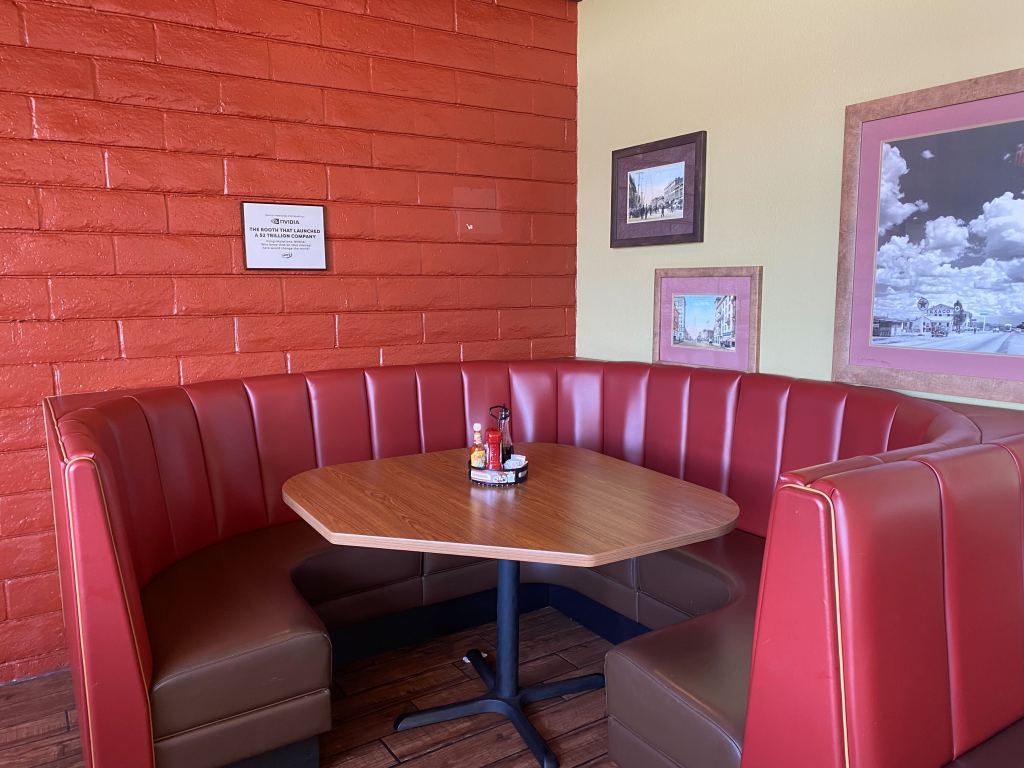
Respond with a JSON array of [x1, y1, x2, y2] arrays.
[[653, 266, 762, 372]]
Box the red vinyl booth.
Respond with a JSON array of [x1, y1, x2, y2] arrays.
[[740, 435, 1024, 768], [43, 360, 980, 767]]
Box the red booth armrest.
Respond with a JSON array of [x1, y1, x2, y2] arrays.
[[52, 444, 155, 768], [741, 484, 845, 768]]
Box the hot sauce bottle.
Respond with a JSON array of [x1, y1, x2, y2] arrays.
[[470, 423, 486, 468]]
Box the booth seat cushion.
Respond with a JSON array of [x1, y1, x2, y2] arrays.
[[291, 543, 423, 628], [636, 530, 762, 628], [945, 718, 1024, 767], [144, 521, 335, 743], [524, 560, 640, 621], [606, 530, 765, 768]]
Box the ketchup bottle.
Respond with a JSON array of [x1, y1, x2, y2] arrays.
[[485, 426, 503, 469], [488, 404, 513, 464]]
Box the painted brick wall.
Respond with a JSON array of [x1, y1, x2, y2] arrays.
[[0, 0, 577, 682]]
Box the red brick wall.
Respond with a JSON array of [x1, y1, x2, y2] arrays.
[[0, 0, 576, 682]]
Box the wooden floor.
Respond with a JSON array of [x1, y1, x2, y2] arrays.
[[0, 607, 617, 768], [0, 669, 80, 767]]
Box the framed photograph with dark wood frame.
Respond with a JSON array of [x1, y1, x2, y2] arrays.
[[833, 68, 1024, 402], [654, 266, 762, 372], [611, 131, 706, 247]]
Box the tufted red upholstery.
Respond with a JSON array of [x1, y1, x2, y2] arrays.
[[44, 359, 980, 768], [743, 435, 1024, 768]]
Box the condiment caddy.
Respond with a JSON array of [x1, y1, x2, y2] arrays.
[[468, 404, 528, 486]]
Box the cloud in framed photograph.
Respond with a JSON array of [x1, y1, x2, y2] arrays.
[[627, 162, 685, 224], [670, 293, 737, 351], [870, 118, 1024, 357]]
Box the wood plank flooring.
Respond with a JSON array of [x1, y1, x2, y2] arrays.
[[0, 671, 80, 767], [0, 607, 617, 768]]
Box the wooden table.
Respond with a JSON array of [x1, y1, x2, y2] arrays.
[[283, 442, 738, 768]]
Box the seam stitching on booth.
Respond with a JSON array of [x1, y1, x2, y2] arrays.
[[152, 687, 331, 743], [781, 483, 851, 768], [609, 713, 706, 768], [833, 393, 850, 462], [60, 458, 98, 768], [44, 398, 69, 463], [881, 403, 898, 451], [152, 631, 328, 687], [610, 652, 741, 755], [911, 452, 967, 759], [128, 394, 185, 561], [241, 380, 275, 526], [43, 398, 73, 692], [181, 386, 225, 539], [301, 374, 323, 467], [42, 399, 99, 767]]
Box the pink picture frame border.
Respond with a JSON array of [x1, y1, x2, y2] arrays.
[[653, 267, 762, 372], [833, 67, 1024, 402]]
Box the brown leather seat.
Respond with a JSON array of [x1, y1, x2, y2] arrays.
[[945, 718, 1024, 767], [143, 523, 334, 768], [605, 530, 764, 768], [144, 520, 426, 768]]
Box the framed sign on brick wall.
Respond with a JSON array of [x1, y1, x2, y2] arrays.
[[241, 202, 327, 270]]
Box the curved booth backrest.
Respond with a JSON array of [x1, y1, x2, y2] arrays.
[[49, 360, 979, 583], [744, 435, 1024, 768], [44, 359, 979, 768]]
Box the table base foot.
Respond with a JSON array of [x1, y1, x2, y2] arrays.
[[393, 648, 605, 768]]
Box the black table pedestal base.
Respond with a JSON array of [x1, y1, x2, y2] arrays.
[[394, 654, 605, 768], [393, 560, 606, 768]]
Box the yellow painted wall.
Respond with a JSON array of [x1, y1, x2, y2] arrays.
[[576, 0, 1024, 407]]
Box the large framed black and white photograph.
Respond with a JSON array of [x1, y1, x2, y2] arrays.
[[611, 131, 706, 247], [834, 68, 1024, 401]]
